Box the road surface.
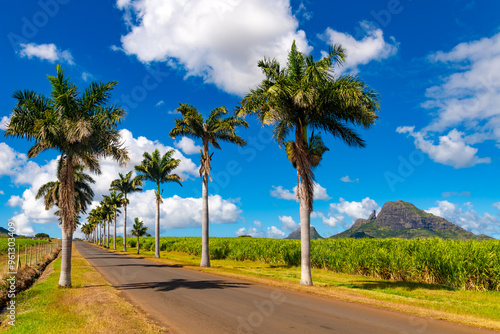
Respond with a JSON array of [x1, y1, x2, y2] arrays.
[[75, 241, 494, 334]]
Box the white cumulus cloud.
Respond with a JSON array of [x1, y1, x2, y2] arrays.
[[270, 182, 331, 201], [397, 126, 490, 169], [128, 191, 242, 230], [19, 43, 74, 65], [116, 0, 309, 95], [0, 116, 9, 131], [235, 226, 264, 237], [279, 215, 299, 231], [427, 201, 500, 237], [340, 175, 359, 183], [2, 130, 201, 235], [313, 197, 380, 230], [398, 32, 500, 167], [174, 137, 202, 155], [267, 226, 285, 238], [322, 21, 398, 73], [0, 143, 27, 176]]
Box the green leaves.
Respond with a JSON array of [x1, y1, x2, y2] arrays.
[[134, 149, 183, 199], [6, 65, 128, 236], [131, 217, 148, 237], [170, 103, 248, 180], [109, 171, 143, 201], [239, 41, 380, 211]]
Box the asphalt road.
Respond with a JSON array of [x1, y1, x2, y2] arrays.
[[75, 241, 494, 334]]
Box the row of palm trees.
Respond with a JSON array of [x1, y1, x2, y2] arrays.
[[5, 41, 379, 287], [82, 103, 248, 266]]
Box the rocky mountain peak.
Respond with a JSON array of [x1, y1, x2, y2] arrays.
[[330, 200, 494, 240], [286, 226, 323, 240]]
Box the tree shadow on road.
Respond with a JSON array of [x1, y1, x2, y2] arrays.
[[114, 279, 251, 292], [95, 263, 184, 268]]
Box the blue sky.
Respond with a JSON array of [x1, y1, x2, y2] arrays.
[[1, 0, 500, 239]]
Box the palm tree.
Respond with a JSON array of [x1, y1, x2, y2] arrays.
[[6, 65, 128, 287], [100, 198, 115, 249], [81, 224, 92, 241], [90, 206, 106, 246], [105, 191, 123, 250], [131, 217, 148, 254], [110, 171, 143, 251], [36, 163, 95, 231], [169, 104, 248, 267], [238, 42, 379, 285], [87, 208, 101, 244], [134, 149, 182, 258]]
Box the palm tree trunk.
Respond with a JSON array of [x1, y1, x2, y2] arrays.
[[123, 204, 127, 252], [155, 195, 160, 258], [137, 236, 140, 254], [59, 157, 75, 288], [299, 178, 313, 286], [58, 228, 72, 287], [200, 173, 210, 267], [113, 214, 117, 250], [107, 220, 110, 248]]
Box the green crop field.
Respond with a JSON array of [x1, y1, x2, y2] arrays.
[[105, 236, 500, 291], [0, 238, 50, 255]]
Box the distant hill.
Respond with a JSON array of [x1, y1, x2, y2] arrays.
[[0, 226, 17, 237], [286, 226, 323, 240], [330, 200, 494, 240]]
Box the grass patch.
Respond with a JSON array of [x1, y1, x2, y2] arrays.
[[102, 243, 500, 332], [0, 245, 166, 334], [0, 239, 50, 255]]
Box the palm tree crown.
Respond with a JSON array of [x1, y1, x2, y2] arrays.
[[169, 104, 248, 180], [110, 171, 143, 201], [131, 218, 148, 237], [6, 65, 128, 232], [238, 41, 379, 211], [134, 149, 182, 198]]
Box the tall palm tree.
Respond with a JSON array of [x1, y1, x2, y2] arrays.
[[5, 65, 128, 287], [110, 171, 143, 251], [36, 163, 95, 231], [131, 217, 148, 254], [81, 224, 92, 241], [87, 208, 101, 244], [105, 191, 123, 250], [100, 197, 115, 249], [134, 149, 182, 258], [169, 104, 248, 267], [90, 206, 106, 246], [238, 42, 379, 285]]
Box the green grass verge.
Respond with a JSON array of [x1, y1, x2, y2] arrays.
[[0, 245, 166, 334]]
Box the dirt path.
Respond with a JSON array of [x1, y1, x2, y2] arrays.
[[75, 241, 495, 334]]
